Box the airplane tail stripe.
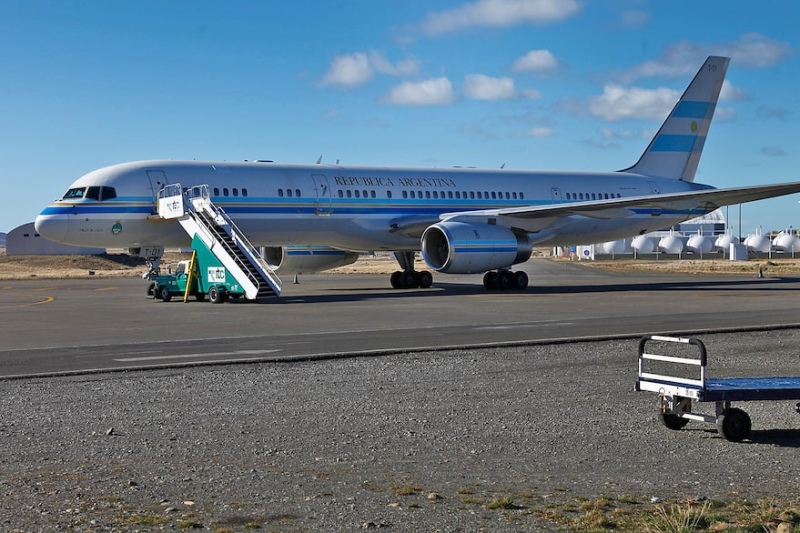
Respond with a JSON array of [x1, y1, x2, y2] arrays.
[[650, 134, 704, 152], [672, 101, 714, 119]]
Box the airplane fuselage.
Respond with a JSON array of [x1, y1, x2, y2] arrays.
[[36, 159, 707, 251]]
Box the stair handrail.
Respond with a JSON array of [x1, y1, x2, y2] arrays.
[[186, 185, 282, 294]]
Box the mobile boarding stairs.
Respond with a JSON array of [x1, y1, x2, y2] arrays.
[[157, 184, 282, 300], [636, 335, 800, 442]]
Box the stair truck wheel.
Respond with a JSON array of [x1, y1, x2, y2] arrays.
[[195, 292, 206, 302], [659, 414, 690, 431], [159, 286, 172, 302], [209, 286, 224, 304], [146, 282, 156, 299], [717, 407, 751, 442]]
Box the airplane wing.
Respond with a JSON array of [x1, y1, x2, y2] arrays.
[[436, 181, 800, 233]]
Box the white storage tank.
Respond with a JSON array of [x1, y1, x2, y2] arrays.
[[658, 234, 685, 254], [631, 235, 655, 253], [744, 233, 771, 253], [772, 232, 800, 253], [601, 239, 626, 255], [714, 234, 737, 252], [687, 234, 714, 254]]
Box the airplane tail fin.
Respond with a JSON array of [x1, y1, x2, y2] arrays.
[[621, 56, 729, 182]]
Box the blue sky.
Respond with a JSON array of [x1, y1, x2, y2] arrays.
[[1, 0, 798, 235]]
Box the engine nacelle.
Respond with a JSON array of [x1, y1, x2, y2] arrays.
[[263, 246, 359, 274], [421, 221, 532, 274]]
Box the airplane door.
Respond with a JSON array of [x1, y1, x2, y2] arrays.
[[146, 170, 169, 210], [648, 181, 661, 194], [312, 174, 332, 215], [550, 187, 562, 201]]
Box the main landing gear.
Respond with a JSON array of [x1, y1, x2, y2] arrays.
[[390, 251, 434, 289], [483, 269, 528, 291]]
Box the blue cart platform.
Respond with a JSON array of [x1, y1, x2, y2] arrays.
[[635, 335, 800, 442]]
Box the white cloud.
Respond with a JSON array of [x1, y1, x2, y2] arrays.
[[527, 127, 555, 138], [624, 33, 792, 82], [587, 85, 680, 121], [320, 51, 420, 88], [384, 78, 455, 106], [368, 51, 420, 76], [522, 88, 542, 99], [512, 49, 559, 73], [420, 0, 580, 35], [720, 80, 749, 101], [728, 32, 793, 68], [464, 74, 516, 100], [320, 52, 372, 88]]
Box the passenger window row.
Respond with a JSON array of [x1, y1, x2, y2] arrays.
[[565, 192, 621, 201], [401, 190, 525, 200], [213, 187, 249, 197]]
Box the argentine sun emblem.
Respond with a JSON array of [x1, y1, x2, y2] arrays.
[[111, 221, 122, 235]]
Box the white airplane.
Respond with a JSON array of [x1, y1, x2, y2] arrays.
[[35, 56, 800, 291]]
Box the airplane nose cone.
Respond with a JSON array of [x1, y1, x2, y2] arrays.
[[34, 213, 68, 243]]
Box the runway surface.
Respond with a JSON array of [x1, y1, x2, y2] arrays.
[[1, 259, 799, 378]]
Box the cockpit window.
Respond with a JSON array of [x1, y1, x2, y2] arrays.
[[62, 187, 85, 199], [60, 186, 117, 201], [101, 186, 117, 200]]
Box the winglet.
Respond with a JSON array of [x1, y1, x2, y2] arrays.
[[621, 56, 730, 182]]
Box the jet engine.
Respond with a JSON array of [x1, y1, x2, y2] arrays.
[[263, 246, 359, 274], [421, 221, 532, 274]]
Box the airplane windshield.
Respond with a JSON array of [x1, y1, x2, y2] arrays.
[[60, 186, 117, 201], [62, 187, 85, 199]]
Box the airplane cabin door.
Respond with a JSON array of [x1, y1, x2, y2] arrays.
[[648, 181, 661, 194], [550, 187, 562, 201], [146, 170, 169, 212], [312, 174, 332, 215]]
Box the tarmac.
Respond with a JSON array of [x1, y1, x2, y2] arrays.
[[1, 258, 799, 378]]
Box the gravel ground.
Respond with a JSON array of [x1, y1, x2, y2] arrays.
[[2, 329, 800, 532]]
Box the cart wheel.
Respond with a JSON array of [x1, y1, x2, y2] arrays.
[[717, 407, 751, 442], [659, 414, 690, 431], [159, 286, 172, 302], [209, 286, 224, 304]]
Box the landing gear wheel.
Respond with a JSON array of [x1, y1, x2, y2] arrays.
[[659, 414, 690, 431], [513, 271, 529, 290], [401, 270, 418, 289], [159, 286, 172, 302], [483, 271, 497, 290], [418, 271, 433, 289], [390, 271, 403, 289], [209, 286, 225, 304], [497, 270, 514, 290], [717, 407, 751, 442]]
